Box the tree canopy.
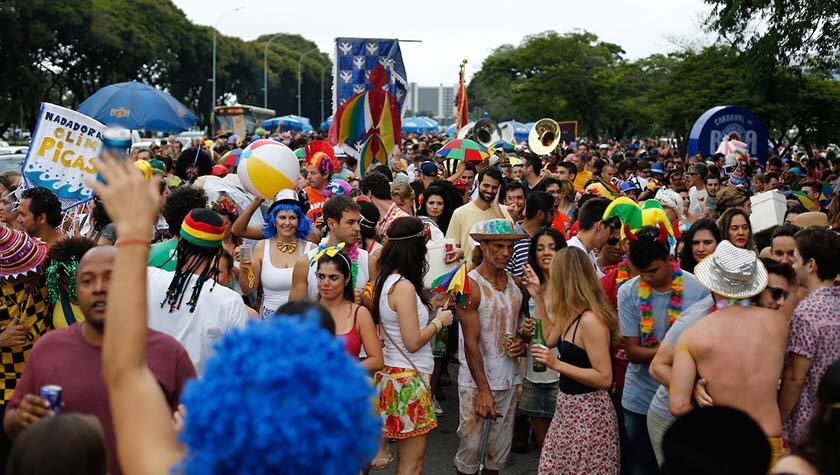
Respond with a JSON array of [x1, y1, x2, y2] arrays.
[[0, 0, 331, 134]]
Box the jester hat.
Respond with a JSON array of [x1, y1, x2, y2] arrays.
[[603, 197, 675, 240]]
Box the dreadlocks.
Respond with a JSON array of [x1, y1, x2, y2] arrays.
[[162, 208, 226, 313]]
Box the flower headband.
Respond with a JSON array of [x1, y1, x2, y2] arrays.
[[387, 226, 431, 242], [210, 196, 239, 219]]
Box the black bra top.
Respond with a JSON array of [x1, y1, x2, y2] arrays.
[[558, 310, 597, 395]]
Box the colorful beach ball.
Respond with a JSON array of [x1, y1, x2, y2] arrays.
[[237, 139, 299, 200]]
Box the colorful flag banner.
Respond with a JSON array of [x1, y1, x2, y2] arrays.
[[333, 38, 407, 113]]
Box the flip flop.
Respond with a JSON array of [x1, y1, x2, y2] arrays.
[[370, 451, 393, 470]]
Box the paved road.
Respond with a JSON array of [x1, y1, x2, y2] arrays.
[[378, 361, 539, 475]]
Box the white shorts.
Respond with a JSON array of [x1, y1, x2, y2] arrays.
[[454, 386, 519, 474]]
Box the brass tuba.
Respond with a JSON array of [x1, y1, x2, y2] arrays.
[[458, 119, 501, 149], [528, 118, 560, 155]]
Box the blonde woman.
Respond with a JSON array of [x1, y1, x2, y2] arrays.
[[531, 247, 620, 474]]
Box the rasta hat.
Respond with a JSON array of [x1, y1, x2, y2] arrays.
[[0, 226, 48, 279], [694, 240, 767, 299], [180, 208, 226, 248]]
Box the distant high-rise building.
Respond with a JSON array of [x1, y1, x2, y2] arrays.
[[406, 83, 457, 122]]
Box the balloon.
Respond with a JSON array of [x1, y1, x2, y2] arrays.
[[237, 139, 300, 200]]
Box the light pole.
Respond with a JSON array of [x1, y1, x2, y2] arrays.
[[297, 47, 318, 117], [263, 34, 283, 109], [317, 64, 327, 124], [212, 6, 244, 111]]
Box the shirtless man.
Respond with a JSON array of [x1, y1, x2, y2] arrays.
[[669, 240, 788, 467]]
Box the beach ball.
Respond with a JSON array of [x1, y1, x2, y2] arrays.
[[237, 139, 299, 200]]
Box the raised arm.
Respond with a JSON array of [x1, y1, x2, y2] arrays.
[[88, 155, 183, 474], [230, 197, 266, 240]]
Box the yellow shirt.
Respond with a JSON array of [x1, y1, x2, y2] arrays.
[[573, 170, 592, 192], [445, 201, 512, 263]]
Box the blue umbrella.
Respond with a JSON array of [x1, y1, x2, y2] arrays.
[[500, 120, 530, 142], [77, 81, 197, 132], [402, 116, 439, 134], [262, 114, 314, 132], [320, 115, 333, 130]]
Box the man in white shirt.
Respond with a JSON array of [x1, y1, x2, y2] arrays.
[[445, 167, 512, 264], [566, 197, 613, 277], [687, 163, 708, 220], [146, 208, 249, 376]]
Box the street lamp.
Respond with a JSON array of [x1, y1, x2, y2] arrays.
[[297, 47, 318, 117], [317, 64, 327, 124], [263, 34, 283, 109], [212, 6, 244, 111]]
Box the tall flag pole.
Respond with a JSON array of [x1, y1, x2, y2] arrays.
[[455, 59, 469, 129]]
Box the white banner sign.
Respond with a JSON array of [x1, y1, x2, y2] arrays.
[[22, 103, 105, 210]]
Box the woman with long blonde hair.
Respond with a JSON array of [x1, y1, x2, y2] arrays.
[[530, 247, 620, 474]]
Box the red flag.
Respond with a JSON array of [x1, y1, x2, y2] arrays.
[[455, 60, 469, 129]]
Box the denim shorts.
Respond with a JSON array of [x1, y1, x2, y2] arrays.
[[517, 379, 558, 418]]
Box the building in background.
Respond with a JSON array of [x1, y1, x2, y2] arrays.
[[406, 83, 456, 123]]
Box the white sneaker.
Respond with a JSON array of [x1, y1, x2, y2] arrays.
[[433, 397, 443, 415]]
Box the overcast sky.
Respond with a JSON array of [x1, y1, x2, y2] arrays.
[[174, 0, 714, 85]]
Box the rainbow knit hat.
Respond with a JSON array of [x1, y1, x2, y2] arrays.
[[180, 209, 225, 248], [0, 226, 48, 279]]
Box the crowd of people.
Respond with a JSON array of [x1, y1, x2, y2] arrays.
[[0, 125, 839, 475]]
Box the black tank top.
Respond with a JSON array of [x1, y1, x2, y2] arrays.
[[558, 310, 598, 395]]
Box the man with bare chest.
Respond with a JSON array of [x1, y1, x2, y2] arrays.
[[670, 241, 789, 467]]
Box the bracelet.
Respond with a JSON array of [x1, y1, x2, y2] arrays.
[[114, 237, 151, 248], [431, 318, 443, 333]]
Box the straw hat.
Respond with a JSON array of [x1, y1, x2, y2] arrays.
[[793, 211, 828, 228], [469, 219, 527, 241], [0, 226, 48, 279], [694, 240, 767, 299]]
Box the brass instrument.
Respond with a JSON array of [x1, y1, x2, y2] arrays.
[[528, 118, 560, 155]]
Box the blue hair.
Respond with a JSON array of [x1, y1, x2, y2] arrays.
[[262, 202, 312, 240], [177, 317, 380, 475]]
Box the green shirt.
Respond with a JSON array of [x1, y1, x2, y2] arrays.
[[148, 238, 178, 271]]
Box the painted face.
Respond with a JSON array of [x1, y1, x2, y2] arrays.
[[481, 239, 515, 271], [691, 229, 718, 263], [757, 273, 791, 310], [274, 209, 299, 239], [316, 261, 349, 300], [727, 214, 751, 248], [425, 195, 444, 219], [534, 235, 556, 273], [771, 236, 796, 265]]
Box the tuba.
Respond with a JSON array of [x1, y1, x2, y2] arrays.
[[458, 119, 501, 149], [528, 118, 560, 155]]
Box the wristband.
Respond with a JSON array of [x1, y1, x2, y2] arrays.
[[115, 237, 151, 248], [431, 318, 442, 332]]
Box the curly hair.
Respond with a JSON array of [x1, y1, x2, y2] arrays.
[[177, 318, 379, 475], [21, 187, 62, 227], [161, 187, 208, 235]]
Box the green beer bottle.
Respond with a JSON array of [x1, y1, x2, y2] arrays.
[[532, 318, 547, 372], [433, 326, 449, 357]]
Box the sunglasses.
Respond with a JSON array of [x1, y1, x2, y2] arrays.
[[606, 237, 621, 246], [767, 286, 790, 301]]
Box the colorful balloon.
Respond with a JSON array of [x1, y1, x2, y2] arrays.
[[236, 139, 299, 200]]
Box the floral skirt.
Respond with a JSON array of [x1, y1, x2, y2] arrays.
[[375, 365, 437, 439], [539, 389, 620, 475]]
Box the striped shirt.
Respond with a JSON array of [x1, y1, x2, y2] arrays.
[[505, 221, 531, 276]]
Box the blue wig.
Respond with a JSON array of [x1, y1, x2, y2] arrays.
[[177, 317, 380, 475], [262, 202, 312, 240]]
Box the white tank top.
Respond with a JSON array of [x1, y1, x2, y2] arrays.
[[306, 244, 370, 301], [260, 239, 314, 319], [378, 273, 434, 374], [458, 269, 522, 390]]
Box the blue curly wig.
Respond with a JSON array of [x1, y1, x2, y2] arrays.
[[177, 316, 380, 475], [262, 202, 312, 240]]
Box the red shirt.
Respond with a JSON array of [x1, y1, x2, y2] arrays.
[[9, 324, 196, 475]]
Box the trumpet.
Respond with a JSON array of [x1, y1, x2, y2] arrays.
[[528, 118, 560, 155]]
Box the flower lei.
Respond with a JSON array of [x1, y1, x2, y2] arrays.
[[616, 262, 630, 287], [345, 243, 360, 288], [638, 263, 683, 347]]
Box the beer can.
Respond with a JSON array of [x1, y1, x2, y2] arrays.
[[39, 385, 62, 413], [102, 126, 132, 161], [503, 332, 515, 355]]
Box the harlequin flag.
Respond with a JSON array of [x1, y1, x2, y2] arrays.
[[328, 64, 401, 171], [455, 62, 469, 129], [333, 38, 407, 112]]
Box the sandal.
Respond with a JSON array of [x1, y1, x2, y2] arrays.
[[369, 452, 393, 470]]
